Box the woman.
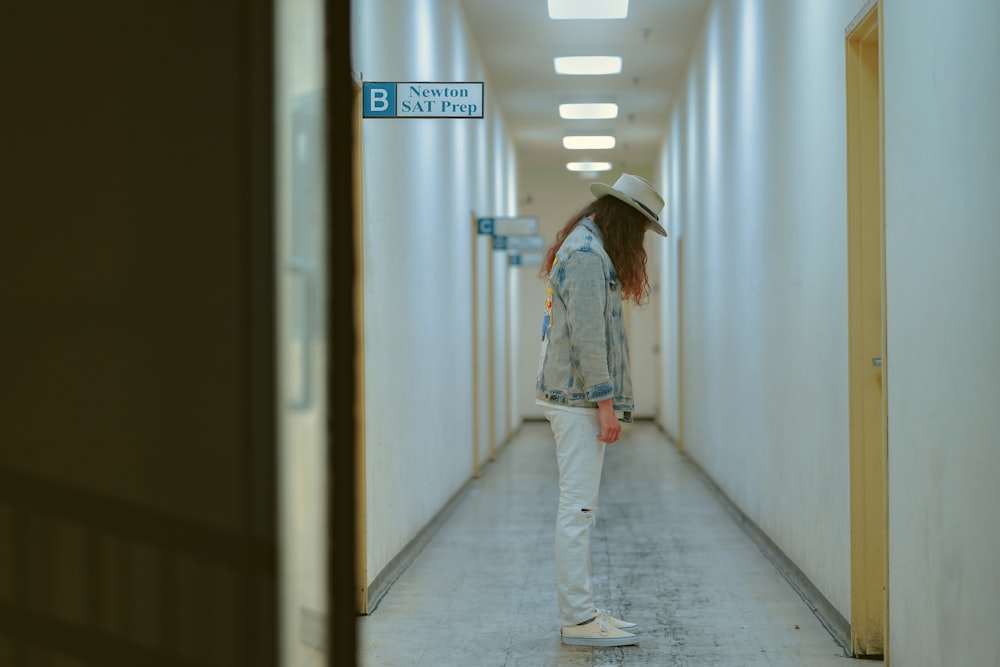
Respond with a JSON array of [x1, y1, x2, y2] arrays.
[[535, 173, 666, 647]]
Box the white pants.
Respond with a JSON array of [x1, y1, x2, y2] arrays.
[[545, 407, 607, 626]]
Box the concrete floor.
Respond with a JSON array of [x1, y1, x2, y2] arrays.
[[359, 421, 866, 666]]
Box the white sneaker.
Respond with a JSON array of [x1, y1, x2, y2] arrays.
[[597, 608, 638, 631], [561, 615, 639, 647]]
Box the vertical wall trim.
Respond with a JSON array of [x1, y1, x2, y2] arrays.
[[241, 0, 277, 662], [326, 0, 358, 660], [877, 7, 890, 662]]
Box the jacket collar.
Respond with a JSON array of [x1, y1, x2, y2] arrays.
[[579, 216, 604, 243]]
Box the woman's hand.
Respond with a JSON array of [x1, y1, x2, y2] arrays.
[[596, 400, 621, 443]]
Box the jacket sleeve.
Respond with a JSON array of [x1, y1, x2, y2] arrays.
[[553, 249, 613, 402]]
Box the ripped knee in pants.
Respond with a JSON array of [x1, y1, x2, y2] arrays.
[[579, 507, 596, 526]]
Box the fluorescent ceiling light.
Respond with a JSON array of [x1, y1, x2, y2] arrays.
[[554, 56, 622, 76], [548, 0, 628, 20], [563, 135, 616, 150], [559, 103, 619, 120], [567, 161, 613, 172]]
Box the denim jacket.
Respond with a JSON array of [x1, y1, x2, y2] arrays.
[[535, 217, 634, 421]]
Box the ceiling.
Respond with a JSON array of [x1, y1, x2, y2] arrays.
[[460, 0, 713, 173]]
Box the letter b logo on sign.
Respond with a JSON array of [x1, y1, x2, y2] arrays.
[[363, 83, 396, 117]]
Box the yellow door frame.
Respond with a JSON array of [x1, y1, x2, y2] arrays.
[[471, 213, 482, 478], [353, 79, 369, 614], [845, 0, 887, 657], [505, 265, 513, 441], [488, 244, 497, 460], [676, 236, 685, 453]]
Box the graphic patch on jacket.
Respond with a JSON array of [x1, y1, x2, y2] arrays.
[[537, 257, 558, 387], [541, 257, 557, 341]]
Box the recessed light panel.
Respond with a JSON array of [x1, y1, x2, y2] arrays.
[[563, 136, 616, 150], [548, 0, 628, 20], [554, 56, 622, 76], [567, 161, 613, 172], [559, 103, 619, 120]]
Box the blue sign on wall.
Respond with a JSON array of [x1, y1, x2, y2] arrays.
[[363, 82, 484, 118], [362, 82, 396, 117], [477, 218, 494, 235]]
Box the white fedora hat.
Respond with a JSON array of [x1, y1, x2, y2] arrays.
[[590, 173, 667, 237]]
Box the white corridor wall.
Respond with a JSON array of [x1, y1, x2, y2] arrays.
[[660, 2, 1000, 664], [352, 0, 518, 592], [659, 0, 869, 622], [882, 1, 1000, 665]]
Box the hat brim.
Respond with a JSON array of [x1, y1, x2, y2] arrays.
[[589, 182, 668, 237]]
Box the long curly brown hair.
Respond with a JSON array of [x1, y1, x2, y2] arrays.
[[541, 195, 651, 305]]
